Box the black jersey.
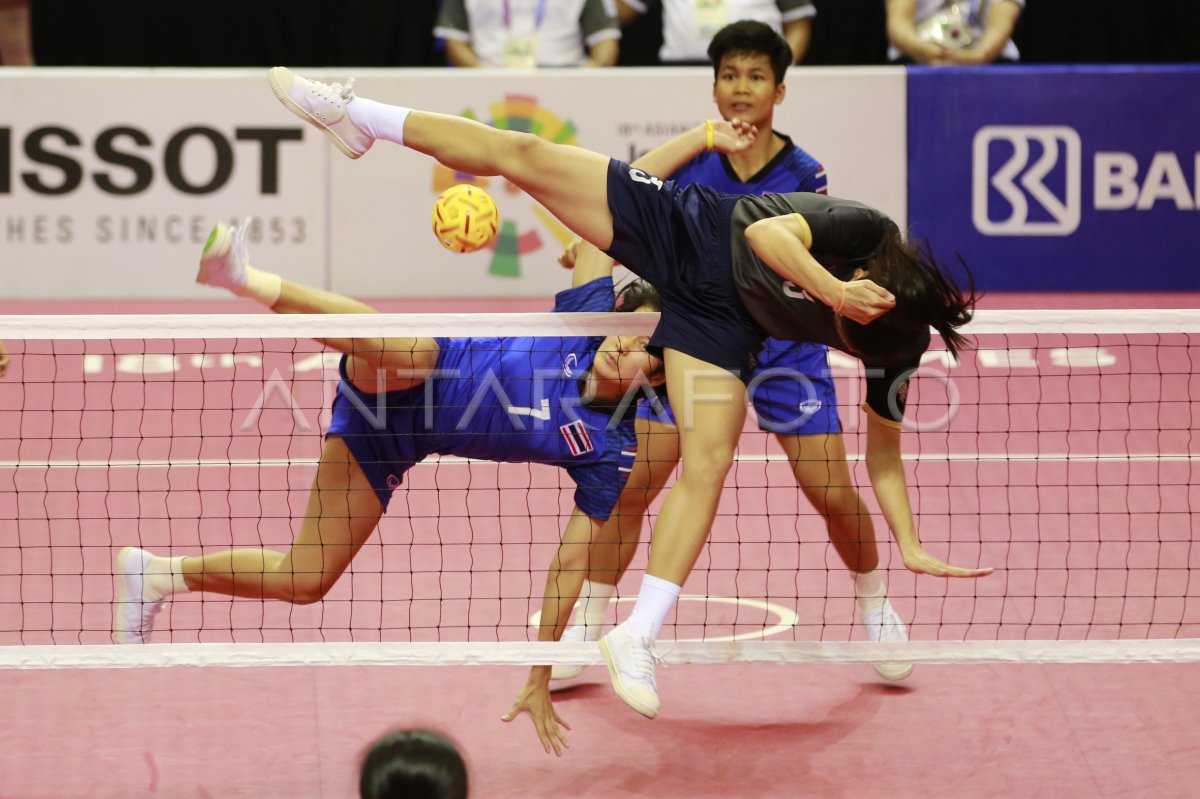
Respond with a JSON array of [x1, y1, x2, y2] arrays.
[[730, 193, 925, 425]]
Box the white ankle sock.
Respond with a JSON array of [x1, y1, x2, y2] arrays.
[[233, 265, 282, 307], [626, 574, 681, 640], [577, 580, 616, 632], [145, 556, 189, 597], [347, 97, 411, 146], [855, 569, 886, 612]]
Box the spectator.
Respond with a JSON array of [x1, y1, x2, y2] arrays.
[[885, 0, 1023, 65], [435, 0, 620, 68], [360, 729, 468, 799], [618, 0, 815, 65], [0, 0, 33, 66]]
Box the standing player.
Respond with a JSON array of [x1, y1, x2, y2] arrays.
[[263, 67, 992, 724], [547, 20, 913, 688], [113, 218, 666, 654]]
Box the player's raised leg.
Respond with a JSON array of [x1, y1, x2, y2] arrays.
[[266, 68, 616, 251], [198, 218, 439, 392]]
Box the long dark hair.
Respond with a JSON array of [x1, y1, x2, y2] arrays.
[[360, 729, 468, 799], [841, 233, 976, 365]]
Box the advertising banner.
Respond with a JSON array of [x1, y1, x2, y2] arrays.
[[0, 69, 327, 299], [908, 66, 1200, 291], [0, 67, 906, 299]]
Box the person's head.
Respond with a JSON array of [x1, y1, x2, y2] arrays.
[[837, 234, 976, 367], [707, 21, 792, 128], [590, 279, 666, 402], [360, 729, 468, 799]]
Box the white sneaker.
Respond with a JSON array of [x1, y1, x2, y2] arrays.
[[267, 67, 372, 159], [598, 621, 661, 718], [196, 220, 250, 292], [859, 599, 913, 681], [114, 547, 167, 644], [551, 624, 601, 681]]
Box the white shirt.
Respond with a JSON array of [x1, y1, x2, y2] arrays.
[[887, 0, 1025, 62], [435, 0, 621, 67], [624, 0, 816, 63]]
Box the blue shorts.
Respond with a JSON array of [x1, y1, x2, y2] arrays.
[[603, 159, 765, 382], [324, 345, 450, 510], [638, 339, 841, 434]]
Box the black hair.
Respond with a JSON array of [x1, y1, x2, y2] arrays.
[[360, 729, 468, 799], [707, 20, 793, 84], [614, 278, 662, 314], [840, 233, 977, 367]]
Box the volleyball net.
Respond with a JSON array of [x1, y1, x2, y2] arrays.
[[1, 309, 1197, 668]]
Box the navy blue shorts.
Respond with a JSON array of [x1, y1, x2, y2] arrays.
[[603, 159, 765, 382], [324, 345, 450, 510]]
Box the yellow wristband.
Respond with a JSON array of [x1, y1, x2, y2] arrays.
[[705, 120, 714, 151]]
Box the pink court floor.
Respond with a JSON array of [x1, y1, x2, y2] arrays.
[[0, 292, 1197, 798]]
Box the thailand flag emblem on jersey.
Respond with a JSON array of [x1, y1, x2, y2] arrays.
[[560, 420, 594, 456]]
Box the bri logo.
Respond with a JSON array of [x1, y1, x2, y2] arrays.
[[973, 125, 1082, 236], [973, 124, 1199, 238]]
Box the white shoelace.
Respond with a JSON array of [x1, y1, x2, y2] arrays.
[[628, 636, 665, 684], [310, 76, 357, 104]]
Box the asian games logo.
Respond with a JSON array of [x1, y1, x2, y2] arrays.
[[431, 95, 579, 278]]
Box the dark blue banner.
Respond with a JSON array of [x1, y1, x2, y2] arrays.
[[907, 66, 1200, 291]]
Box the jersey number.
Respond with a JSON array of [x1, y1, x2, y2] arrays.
[[507, 399, 551, 421], [628, 169, 664, 191]]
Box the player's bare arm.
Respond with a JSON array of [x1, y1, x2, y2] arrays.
[[865, 411, 993, 578]]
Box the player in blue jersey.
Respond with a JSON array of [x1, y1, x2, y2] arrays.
[[264, 67, 993, 724], [546, 21, 914, 690], [112, 219, 666, 665]]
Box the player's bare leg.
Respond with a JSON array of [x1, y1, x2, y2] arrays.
[[267, 68, 617, 251]]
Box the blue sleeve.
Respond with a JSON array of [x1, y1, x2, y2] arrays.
[[792, 151, 828, 195], [553, 276, 616, 313], [567, 422, 637, 521]]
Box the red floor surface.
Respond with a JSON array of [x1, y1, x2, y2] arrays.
[[0, 294, 1197, 797]]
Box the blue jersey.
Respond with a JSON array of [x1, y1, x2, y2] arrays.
[[328, 277, 637, 521], [670, 133, 827, 198]]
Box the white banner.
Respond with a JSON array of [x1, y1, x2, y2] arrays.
[[0, 67, 905, 300]]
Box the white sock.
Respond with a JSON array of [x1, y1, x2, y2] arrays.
[[145, 556, 189, 597], [855, 569, 886, 612], [626, 574, 681, 640], [233, 265, 282, 307], [347, 97, 411, 146], [576, 580, 616, 633]]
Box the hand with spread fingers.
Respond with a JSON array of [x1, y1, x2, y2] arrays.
[[502, 667, 571, 756]]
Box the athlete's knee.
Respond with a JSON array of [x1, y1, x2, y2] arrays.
[[679, 448, 736, 489]]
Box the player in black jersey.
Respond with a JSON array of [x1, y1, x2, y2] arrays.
[[266, 68, 993, 724]]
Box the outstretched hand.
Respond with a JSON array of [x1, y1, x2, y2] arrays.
[[902, 544, 993, 578], [502, 672, 571, 756], [708, 118, 758, 154], [837, 279, 896, 325]]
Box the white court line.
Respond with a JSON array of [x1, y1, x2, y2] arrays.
[[0, 452, 1196, 469]]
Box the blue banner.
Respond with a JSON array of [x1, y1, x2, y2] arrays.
[[907, 66, 1200, 291]]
